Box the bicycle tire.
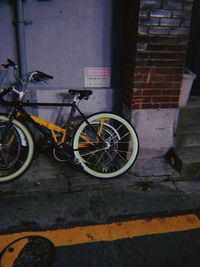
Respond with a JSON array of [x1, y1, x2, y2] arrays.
[[0, 114, 34, 183], [73, 112, 139, 178]]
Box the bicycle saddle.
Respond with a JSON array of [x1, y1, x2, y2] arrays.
[[68, 89, 92, 100]]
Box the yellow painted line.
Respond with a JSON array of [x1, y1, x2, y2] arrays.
[[0, 213, 200, 251], [1, 238, 29, 267]]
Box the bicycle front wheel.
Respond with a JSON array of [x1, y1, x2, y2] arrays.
[[0, 115, 34, 183], [73, 112, 139, 178]]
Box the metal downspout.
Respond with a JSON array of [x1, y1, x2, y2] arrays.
[[15, 0, 38, 119], [15, 0, 27, 78]]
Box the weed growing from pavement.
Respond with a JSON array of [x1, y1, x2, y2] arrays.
[[134, 178, 154, 191]]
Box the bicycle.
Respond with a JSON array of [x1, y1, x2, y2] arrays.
[[0, 59, 139, 183]]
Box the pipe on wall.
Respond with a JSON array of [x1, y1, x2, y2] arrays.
[[15, 0, 27, 78]]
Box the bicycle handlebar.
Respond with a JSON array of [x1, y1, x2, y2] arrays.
[[0, 59, 53, 84], [1, 58, 18, 69], [0, 59, 53, 101], [30, 71, 53, 82]]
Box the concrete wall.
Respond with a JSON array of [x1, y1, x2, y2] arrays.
[[24, 0, 112, 88], [0, 0, 122, 121], [131, 109, 179, 159], [0, 1, 17, 88], [25, 0, 117, 121], [0, 2, 16, 63]]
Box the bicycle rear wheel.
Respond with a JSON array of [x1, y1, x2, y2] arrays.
[[0, 115, 34, 183], [73, 112, 139, 178]]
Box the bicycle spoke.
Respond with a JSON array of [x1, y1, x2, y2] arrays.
[[118, 131, 130, 141], [79, 145, 106, 157], [114, 150, 128, 163], [73, 113, 139, 178], [110, 148, 132, 154], [94, 150, 107, 167], [104, 150, 121, 171], [0, 117, 34, 182], [1, 151, 10, 165], [117, 141, 132, 144]]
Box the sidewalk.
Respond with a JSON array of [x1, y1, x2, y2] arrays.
[[0, 153, 200, 233]]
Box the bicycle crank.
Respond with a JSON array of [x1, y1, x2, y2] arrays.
[[52, 147, 72, 162]]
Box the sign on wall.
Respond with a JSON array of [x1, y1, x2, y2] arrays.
[[84, 67, 111, 87]]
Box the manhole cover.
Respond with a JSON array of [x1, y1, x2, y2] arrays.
[[0, 235, 54, 267]]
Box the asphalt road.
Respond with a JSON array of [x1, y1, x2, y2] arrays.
[[52, 228, 200, 267], [1, 212, 200, 267]]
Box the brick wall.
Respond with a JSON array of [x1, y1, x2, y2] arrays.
[[122, 0, 194, 109]]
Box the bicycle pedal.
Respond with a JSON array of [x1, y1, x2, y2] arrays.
[[52, 146, 73, 161], [72, 157, 84, 170], [73, 157, 80, 165]]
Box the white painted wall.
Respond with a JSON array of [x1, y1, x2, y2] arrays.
[[24, 0, 112, 88], [0, 0, 122, 120], [0, 2, 17, 89], [131, 109, 179, 158]]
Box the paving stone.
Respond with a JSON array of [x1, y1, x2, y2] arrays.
[[69, 173, 139, 193], [0, 155, 70, 195], [175, 181, 200, 198], [131, 158, 174, 177], [1, 176, 69, 195]]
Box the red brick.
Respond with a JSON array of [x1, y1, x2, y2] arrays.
[[139, 9, 150, 19], [151, 75, 166, 82], [136, 66, 177, 75], [137, 51, 178, 60], [150, 9, 171, 18], [152, 67, 175, 74], [173, 82, 181, 89], [137, 35, 187, 44], [160, 103, 178, 108], [162, 89, 180, 95], [174, 68, 184, 74], [152, 82, 173, 88], [132, 103, 141, 109], [145, 59, 185, 67], [140, 0, 161, 8], [160, 18, 180, 27], [149, 27, 170, 35], [143, 89, 163, 95], [170, 96, 180, 102], [164, 75, 182, 82], [134, 82, 153, 88], [159, 103, 171, 108], [135, 67, 152, 74], [133, 96, 152, 103], [134, 75, 147, 82], [141, 103, 160, 108], [152, 96, 171, 102]]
